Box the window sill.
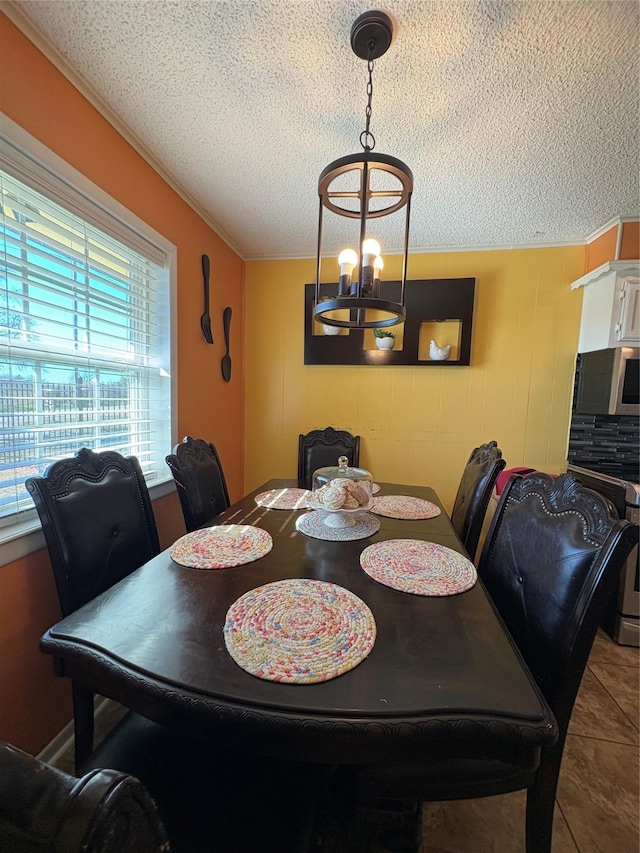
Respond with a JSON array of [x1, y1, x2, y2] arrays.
[[0, 478, 176, 569]]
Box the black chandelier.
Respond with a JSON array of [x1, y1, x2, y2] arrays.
[[313, 10, 413, 331]]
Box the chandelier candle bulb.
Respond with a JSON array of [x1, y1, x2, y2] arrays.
[[360, 238, 380, 295], [372, 255, 384, 297], [338, 248, 358, 296], [361, 239, 381, 267]]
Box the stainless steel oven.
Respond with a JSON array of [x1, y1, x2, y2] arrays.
[[568, 464, 640, 646]]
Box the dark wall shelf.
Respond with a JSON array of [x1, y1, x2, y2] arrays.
[[304, 278, 475, 366]]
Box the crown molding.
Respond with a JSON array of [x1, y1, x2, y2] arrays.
[[246, 239, 585, 262], [585, 216, 622, 244], [1, 1, 246, 260], [585, 215, 639, 245], [570, 259, 640, 291]]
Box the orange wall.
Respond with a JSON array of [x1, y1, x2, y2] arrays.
[[620, 220, 640, 260], [584, 220, 640, 273], [0, 550, 73, 750], [0, 15, 245, 753], [584, 226, 618, 273]]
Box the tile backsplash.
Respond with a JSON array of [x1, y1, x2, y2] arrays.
[[568, 356, 640, 482], [568, 413, 640, 482]]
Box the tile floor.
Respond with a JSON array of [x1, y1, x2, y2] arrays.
[[418, 630, 639, 853], [51, 630, 638, 853]]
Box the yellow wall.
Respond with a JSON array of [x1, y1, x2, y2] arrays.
[[245, 246, 584, 511]]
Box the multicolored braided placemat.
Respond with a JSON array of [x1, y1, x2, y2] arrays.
[[296, 510, 380, 541], [170, 525, 272, 570], [254, 487, 311, 510], [360, 539, 477, 596], [371, 495, 441, 520], [223, 578, 376, 683]]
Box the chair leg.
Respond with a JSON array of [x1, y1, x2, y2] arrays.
[[72, 680, 94, 772], [525, 746, 563, 853]]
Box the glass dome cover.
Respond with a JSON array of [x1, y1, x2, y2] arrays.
[[311, 456, 373, 511]]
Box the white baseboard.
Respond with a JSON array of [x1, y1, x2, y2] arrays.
[[38, 695, 115, 767]]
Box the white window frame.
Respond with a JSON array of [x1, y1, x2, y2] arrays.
[[0, 115, 177, 566]]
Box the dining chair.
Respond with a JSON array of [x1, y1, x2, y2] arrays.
[[25, 448, 161, 771], [449, 439, 506, 561], [0, 739, 169, 853], [80, 711, 334, 853], [165, 435, 230, 532], [298, 426, 360, 490], [342, 471, 639, 853]]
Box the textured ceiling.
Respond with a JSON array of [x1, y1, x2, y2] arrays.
[[7, 0, 640, 259]]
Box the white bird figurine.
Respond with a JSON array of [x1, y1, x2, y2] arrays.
[[429, 339, 451, 361]]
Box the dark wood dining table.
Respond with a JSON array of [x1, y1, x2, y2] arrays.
[[40, 479, 558, 768]]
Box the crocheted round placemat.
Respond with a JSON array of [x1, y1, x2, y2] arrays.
[[223, 578, 376, 683], [296, 510, 380, 541], [371, 495, 441, 520], [254, 488, 312, 510], [360, 539, 477, 596], [170, 525, 273, 569]]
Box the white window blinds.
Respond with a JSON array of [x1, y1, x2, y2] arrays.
[[0, 168, 171, 523]]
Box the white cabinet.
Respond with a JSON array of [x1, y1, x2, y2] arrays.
[[571, 261, 640, 352], [614, 277, 640, 344]]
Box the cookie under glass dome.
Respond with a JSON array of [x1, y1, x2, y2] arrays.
[[308, 456, 374, 527]]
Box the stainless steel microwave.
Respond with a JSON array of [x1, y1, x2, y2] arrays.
[[575, 347, 640, 416]]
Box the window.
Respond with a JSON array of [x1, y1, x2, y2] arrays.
[[0, 162, 172, 532]]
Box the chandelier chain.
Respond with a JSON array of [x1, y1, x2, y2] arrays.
[[360, 40, 376, 151]]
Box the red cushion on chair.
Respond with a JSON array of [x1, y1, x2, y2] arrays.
[[495, 467, 537, 496]]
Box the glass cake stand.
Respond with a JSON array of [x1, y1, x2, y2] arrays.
[[305, 495, 374, 528], [307, 456, 374, 527]]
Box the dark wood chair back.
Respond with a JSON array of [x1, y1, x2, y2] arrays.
[[25, 448, 161, 771], [449, 440, 506, 560], [350, 471, 638, 853], [298, 427, 360, 490], [479, 471, 637, 733], [166, 436, 230, 532], [26, 448, 160, 617]]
